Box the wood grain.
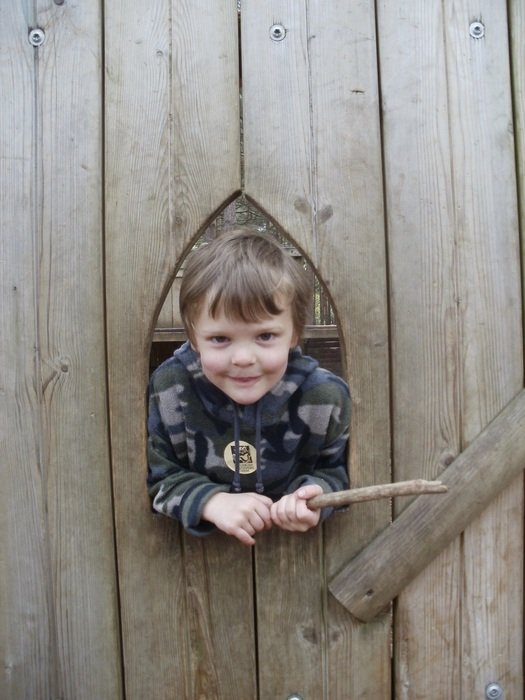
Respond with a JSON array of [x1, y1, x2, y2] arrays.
[[374, 3, 522, 695], [242, 1, 391, 696], [445, 2, 523, 695], [307, 2, 392, 696], [241, 6, 326, 696], [105, 1, 245, 697], [376, 2, 463, 692], [1, 2, 122, 698], [308, 480, 447, 510]]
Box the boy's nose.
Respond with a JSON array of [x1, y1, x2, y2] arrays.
[[231, 345, 256, 366]]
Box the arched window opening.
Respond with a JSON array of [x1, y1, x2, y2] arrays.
[[149, 196, 342, 377]]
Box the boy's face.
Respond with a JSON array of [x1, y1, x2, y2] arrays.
[[191, 299, 297, 405]]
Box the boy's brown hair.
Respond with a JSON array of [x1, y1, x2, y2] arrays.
[[180, 229, 312, 345]]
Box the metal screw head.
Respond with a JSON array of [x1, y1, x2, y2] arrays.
[[485, 682, 503, 700], [469, 21, 485, 39], [28, 28, 46, 47], [269, 23, 287, 41]]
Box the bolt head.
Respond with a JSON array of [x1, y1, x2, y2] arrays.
[[485, 681, 503, 700], [28, 28, 46, 47], [269, 24, 287, 41], [469, 21, 485, 39]]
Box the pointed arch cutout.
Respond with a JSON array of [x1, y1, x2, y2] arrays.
[[149, 195, 343, 378]]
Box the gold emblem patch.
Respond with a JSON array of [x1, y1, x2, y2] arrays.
[[224, 440, 257, 474]]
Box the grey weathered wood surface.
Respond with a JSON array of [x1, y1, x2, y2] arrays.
[[376, 2, 523, 696], [447, 3, 523, 693], [0, 2, 121, 699], [242, 1, 391, 696], [242, 5, 327, 696], [105, 1, 247, 698], [377, 1, 472, 694]]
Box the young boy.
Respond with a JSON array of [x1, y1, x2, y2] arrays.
[[147, 229, 350, 546]]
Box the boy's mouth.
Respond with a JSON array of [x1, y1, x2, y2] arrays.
[[230, 375, 260, 384]]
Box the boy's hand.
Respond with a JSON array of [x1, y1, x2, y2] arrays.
[[201, 492, 273, 546], [270, 484, 323, 532]]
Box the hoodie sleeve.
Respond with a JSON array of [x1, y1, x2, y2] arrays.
[[147, 365, 230, 536], [286, 374, 351, 510]]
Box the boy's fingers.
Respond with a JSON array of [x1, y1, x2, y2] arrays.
[[233, 526, 256, 546], [297, 484, 324, 500]]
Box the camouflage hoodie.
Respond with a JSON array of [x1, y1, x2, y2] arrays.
[[147, 342, 350, 536]]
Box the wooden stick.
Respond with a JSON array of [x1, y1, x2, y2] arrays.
[[307, 479, 447, 510]]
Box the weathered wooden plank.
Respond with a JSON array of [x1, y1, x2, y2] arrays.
[[510, 1, 525, 255], [242, 1, 391, 697], [105, 1, 246, 697], [0, 6, 56, 697], [181, 533, 257, 699], [445, 2, 523, 695], [241, 6, 325, 697], [304, 2, 392, 697], [242, 2, 315, 255], [35, 2, 123, 696], [254, 529, 325, 698], [330, 388, 525, 620], [376, 2, 462, 694], [1, 3, 122, 698]]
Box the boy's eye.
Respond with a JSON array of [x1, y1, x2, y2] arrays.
[[258, 332, 275, 342], [210, 335, 229, 344]]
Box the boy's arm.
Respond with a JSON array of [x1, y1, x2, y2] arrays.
[[147, 383, 230, 536], [280, 378, 350, 524], [289, 379, 350, 496]]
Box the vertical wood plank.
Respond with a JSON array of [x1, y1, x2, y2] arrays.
[[242, 1, 391, 696], [381, 0, 523, 697], [242, 5, 326, 696], [105, 1, 248, 697], [377, 3, 463, 696], [510, 0, 525, 258], [243, 1, 315, 255], [183, 534, 258, 699], [37, 2, 123, 693], [1, 5, 56, 697], [1, 2, 122, 698], [305, 2, 392, 697], [445, 2, 523, 695]]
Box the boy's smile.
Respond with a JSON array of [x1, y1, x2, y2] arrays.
[[191, 300, 297, 405]]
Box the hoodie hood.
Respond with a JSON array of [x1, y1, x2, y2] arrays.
[[175, 341, 319, 425]]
